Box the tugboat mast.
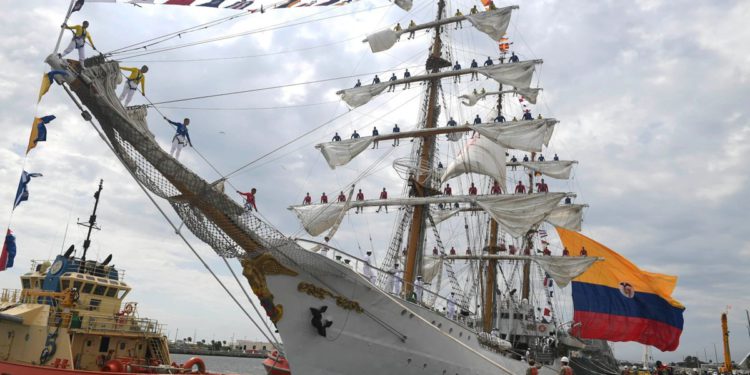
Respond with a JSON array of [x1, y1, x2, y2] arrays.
[[78, 179, 103, 261], [403, 0, 448, 296]]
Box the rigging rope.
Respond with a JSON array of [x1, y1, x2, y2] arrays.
[[111, 5, 389, 59], [59, 82, 284, 353]]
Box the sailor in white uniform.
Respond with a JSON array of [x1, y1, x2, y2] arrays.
[[392, 263, 403, 295], [386, 263, 397, 293], [414, 275, 424, 303], [447, 292, 457, 320], [363, 251, 375, 283]]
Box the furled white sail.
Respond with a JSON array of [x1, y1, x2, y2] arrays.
[[478, 60, 540, 89], [476, 193, 566, 238], [441, 135, 507, 184], [289, 203, 348, 237], [393, 0, 412, 11], [316, 138, 373, 169], [470, 118, 557, 152], [518, 160, 576, 179], [545, 204, 586, 232], [460, 87, 542, 107], [365, 29, 399, 53], [338, 83, 389, 108], [466, 6, 515, 41], [534, 256, 598, 287]]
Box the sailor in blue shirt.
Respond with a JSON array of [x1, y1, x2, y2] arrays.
[[522, 110, 533, 120], [494, 114, 506, 123], [453, 61, 462, 83], [164, 116, 192, 160], [474, 115, 482, 124], [447, 117, 457, 127], [392, 124, 400, 146], [403, 69, 411, 89], [470, 59, 479, 81], [387, 73, 397, 92], [372, 127, 380, 149], [484, 56, 494, 66], [509, 52, 520, 63]]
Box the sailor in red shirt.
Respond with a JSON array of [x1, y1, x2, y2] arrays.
[[468, 183, 478, 195], [579, 247, 588, 257], [376, 188, 388, 213], [355, 189, 365, 213], [562, 247, 570, 256], [491, 180, 502, 194], [320, 192, 328, 203], [337, 191, 346, 202], [542, 246, 552, 256], [465, 247, 472, 255], [443, 184, 453, 196], [536, 178, 549, 193], [498, 243, 507, 252], [509, 245, 517, 255], [515, 181, 526, 194], [449, 246, 456, 255], [432, 246, 439, 255], [302, 192, 312, 205], [236, 188, 257, 212]]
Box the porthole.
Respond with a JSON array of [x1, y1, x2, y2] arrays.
[[119, 342, 126, 350], [431, 320, 435, 325], [438, 323, 442, 328], [408, 313, 414, 319], [25, 333, 30, 341], [407, 358, 412, 364], [86, 340, 92, 347], [459, 331, 463, 337], [401, 309, 407, 316], [449, 328, 453, 333]]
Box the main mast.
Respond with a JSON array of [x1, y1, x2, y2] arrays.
[[403, 0, 447, 296]]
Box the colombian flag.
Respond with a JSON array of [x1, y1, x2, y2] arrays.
[[556, 227, 685, 352]]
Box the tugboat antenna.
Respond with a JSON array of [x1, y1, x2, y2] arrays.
[[78, 179, 103, 261]]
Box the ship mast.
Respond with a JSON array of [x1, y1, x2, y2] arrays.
[[403, 0, 447, 296], [78, 179, 103, 261], [482, 69, 505, 333]]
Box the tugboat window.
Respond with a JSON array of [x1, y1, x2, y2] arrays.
[[73, 281, 83, 291], [89, 299, 101, 311], [94, 285, 107, 296], [82, 283, 94, 294], [105, 288, 118, 298], [117, 289, 128, 299], [61, 280, 70, 291], [119, 342, 126, 350], [21, 279, 30, 289]]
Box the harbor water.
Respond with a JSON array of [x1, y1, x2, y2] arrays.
[[171, 353, 266, 375]]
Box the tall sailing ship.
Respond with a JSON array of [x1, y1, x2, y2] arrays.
[[31, 0, 684, 374]]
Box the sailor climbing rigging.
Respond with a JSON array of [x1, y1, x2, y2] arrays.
[[236, 188, 257, 212], [164, 116, 191, 160], [61, 21, 95, 68], [119, 65, 148, 107]]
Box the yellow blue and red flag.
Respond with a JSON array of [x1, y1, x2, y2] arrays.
[[556, 227, 685, 352]]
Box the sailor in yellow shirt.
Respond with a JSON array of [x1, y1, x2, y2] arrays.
[[118, 65, 149, 107], [61, 21, 94, 67]]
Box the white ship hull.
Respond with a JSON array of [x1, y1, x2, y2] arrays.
[[264, 245, 560, 375]]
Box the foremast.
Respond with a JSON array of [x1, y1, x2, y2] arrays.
[[403, 0, 447, 296]]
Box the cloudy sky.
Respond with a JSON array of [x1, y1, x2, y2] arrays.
[[1, 0, 749, 364]]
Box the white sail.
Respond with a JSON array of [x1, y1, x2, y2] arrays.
[[534, 256, 598, 287], [431, 208, 460, 224], [393, 0, 412, 11], [365, 29, 399, 53], [289, 203, 348, 237], [476, 193, 566, 238], [545, 204, 586, 231], [338, 83, 389, 108], [316, 138, 373, 169], [518, 160, 577, 179], [421, 256, 442, 284], [441, 134, 507, 184], [478, 60, 540, 89], [470, 118, 556, 152], [466, 6, 515, 41]]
